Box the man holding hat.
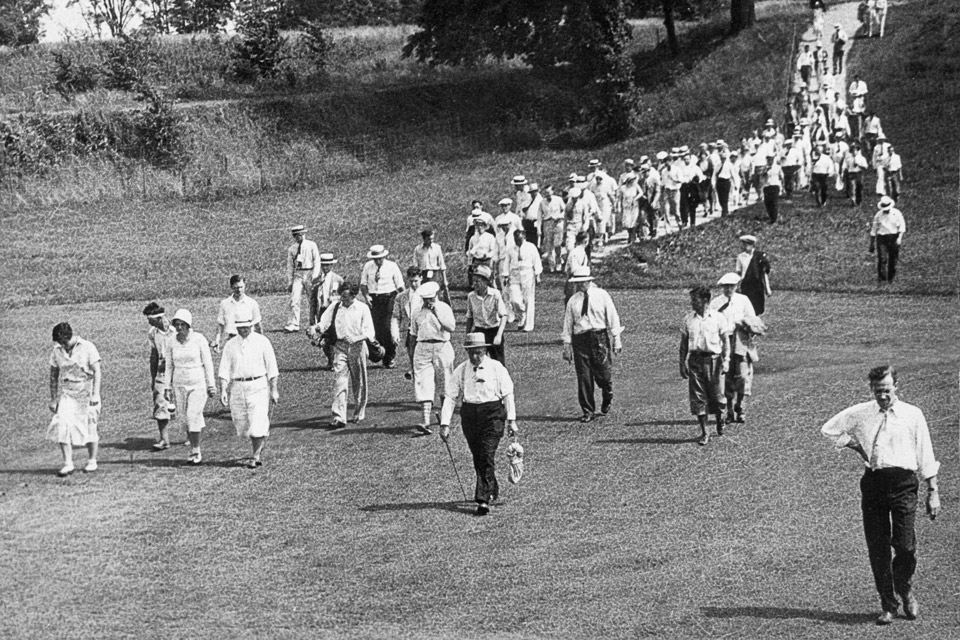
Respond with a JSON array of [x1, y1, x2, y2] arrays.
[[870, 196, 905, 282], [307, 253, 344, 369], [360, 244, 405, 368], [143, 302, 178, 450], [440, 333, 518, 516], [410, 281, 456, 434], [309, 282, 376, 428], [218, 318, 279, 468], [285, 225, 321, 333], [588, 162, 619, 244], [680, 286, 731, 446], [465, 265, 508, 365], [710, 273, 761, 424], [412, 226, 450, 304], [562, 267, 624, 423]]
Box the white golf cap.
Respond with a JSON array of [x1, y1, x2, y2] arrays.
[[568, 187, 582, 198], [498, 197, 513, 206], [717, 272, 741, 286], [739, 234, 758, 244], [172, 308, 193, 326], [416, 281, 441, 299]]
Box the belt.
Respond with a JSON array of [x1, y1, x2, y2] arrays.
[[574, 329, 608, 336], [232, 375, 264, 382], [689, 351, 720, 358], [370, 292, 396, 298], [297, 267, 313, 271], [419, 339, 445, 344]]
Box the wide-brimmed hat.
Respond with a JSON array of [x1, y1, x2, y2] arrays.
[[739, 234, 758, 244], [319, 253, 337, 264], [588, 159, 601, 168], [623, 158, 635, 166], [290, 224, 306, 234], [568, 267, 595, 283], [463, 332, 491, 349], [235, 318, 255, 329], [670, 147, 682, 157], [878, 196, 895, 210], [473, 265, 493, 281], [679, 145, 690, 154], [172, 308, 193, 326], [717, 272, 741, 286], [511, 175, 528, 186], [366, 244, 389, 259], [416, 282, 440, 299]]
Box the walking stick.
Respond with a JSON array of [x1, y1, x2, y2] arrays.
[[442, 437, 469, 503]]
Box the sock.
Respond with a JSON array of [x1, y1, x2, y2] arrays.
[[422, 401, 432, 426]]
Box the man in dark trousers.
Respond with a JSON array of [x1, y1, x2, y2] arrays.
[[869, 196, 905, 282], [821, 365, 940, 625], [561, 266, 624, 423], [440, 333, 518, 516]]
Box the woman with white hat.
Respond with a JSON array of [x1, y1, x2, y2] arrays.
[[162, 309, 217, 465]]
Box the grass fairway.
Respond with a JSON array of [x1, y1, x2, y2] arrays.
[[2, 285, 957, 638]]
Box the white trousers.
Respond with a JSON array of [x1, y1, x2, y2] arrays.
[[509, 270, 537, 331], [332, 341, 368, 423], [288, 271, 313, 328], [229, 378, 270, 438], [413, 341, 454, 403]]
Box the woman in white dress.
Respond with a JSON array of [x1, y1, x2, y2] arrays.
[[48, 322, 102, 477], [617, 173, 642, 245], [161, 309, 216, 465]]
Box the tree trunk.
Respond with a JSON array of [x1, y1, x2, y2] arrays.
[[730, 0, 756, 34], [661, 0, 679, 57]]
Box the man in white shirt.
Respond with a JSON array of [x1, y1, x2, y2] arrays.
[[143, 302, 177, 450], [360, 244, 405, 368], [412, 226, 449, 304], [561, 267, 624, 423], [760, 154, 784, 223], [440, 333, 518, 516], [831, 23, 847, 74], [285, 225, 321, 333], [309, 283, 378, 429], [709, 274, 761, 425], [539, 184, 566, 272], [410, 281, 455, 435], [679, 285, 730, 445], [885, 145, 902, 201], [869, 196, 905, 282], [213, 275, 262, 352], [639, 155, 662, 237], [781, 139, 804, 198], [506, 229, 544, 332], [218, 318, 279, 468], [522, 182, 543, 247], [465, 265, 508, 365], [391, 267, 423, 383], [797, 44, 814, 86], [820, 365, 940, 625]]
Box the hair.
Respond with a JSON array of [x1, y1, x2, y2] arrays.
[[142, 301, 164, 316], [575, 231, 589, 244], [52, 322, 73, 342], [340, 281, 358, 297], [868, 365, 898, 385], [229, 274, 244, 287], [420, 228, 433, 237], [406, 266, 422, 278], [689, 286, 712, 302], [471, 200, 482, 208]]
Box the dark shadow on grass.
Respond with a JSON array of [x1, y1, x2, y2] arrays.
[[270, 416, 331, 431], [101, 437, 159, 451], [360, 500, 473, 515], [518, 414, 581, 424], [625, 420, 694, 427], [597, 437, 700, 445], [97, 457, 248, 469], [366, 401, 421, 413], [0, 468, 66, 476], [701, 606, 876, 626], [512, 340, 562, 348], [280, 366, 328, 373]]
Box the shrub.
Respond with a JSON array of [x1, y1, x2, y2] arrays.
[[100, 32, 162, 92], [50, 51, 99, 99], [229, 3, 287, 82]]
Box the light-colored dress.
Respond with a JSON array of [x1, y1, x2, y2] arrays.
[[162, 331, 215, 433], [48, 338, 101, 446]]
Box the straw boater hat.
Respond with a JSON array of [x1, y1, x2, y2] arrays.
[[235, 318, 255, 329], [568, 266, 595, 283], [463, 332, 491, 349], [739, 234, 758, 244], [624, 158, 635, 166], [717, 273, 741, 286], [473, 265, 493, 281], [511, 175, 528, 186], [670, 147, 682, 157], [290, 225, 305, 234], [172, 309, 193, 326], [416, 282, 440, 299], [319, 253, 337, 265], [568, 187, 582, 198], [588, 159, 601, 168], [366, 244, 389, 259], [878, 196, 895, 210]]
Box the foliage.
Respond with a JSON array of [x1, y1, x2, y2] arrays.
[[295, 19, 333, 72], [229, 1, 287, 81], [166, 0, 231, 34], [99, 31, 162, 91], [280, 0, 423, 28], [0, 0, 50, 46], [68, 0, 142, 38], [51, 50, 100, 99]]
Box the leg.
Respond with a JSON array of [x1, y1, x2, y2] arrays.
[[349, 342, 368, 421], [861, 473, 900, 613], [250, 436, 266, 462], [572, 336, 596, 417], [58, 442, 74, 473], [589, 332, 614, 414], [890, 476, 919, 601], [331, 344, 350, 424], [287, 273, 306, 330], [887, 240, 900, 282], [876, 237, 890, 281]]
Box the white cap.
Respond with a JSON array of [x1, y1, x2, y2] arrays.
[[416, 281, 441, 299], [172, 308, 193, 326], [717, 272, 741, 286]]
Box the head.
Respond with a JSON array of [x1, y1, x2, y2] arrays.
[[543, 185, 554, 198], [236, 322, 253, 339], [52, 322, 75, 349], [474, 219, 488, 232], [868, 365, 899, 410], [171, 315, 191, 338], [421, 228, 434, 245], [575, 231, 589, 246], [513, 229, 525, 247], [321, 261, 333, 274], [467, 345, 487, 367], [407, 266, 422, 290], [471, 199, 483, 211], [292, 229, 305, 242], [472, 267, 492, 295], [689, 286, 711, 315], [229, 275, 245, 300], [374, 256, 385, 267], [740, 238, 756, 252], [339, 282, 358, 307], [143, 301, 166, 329]]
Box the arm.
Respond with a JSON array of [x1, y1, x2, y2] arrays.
[[679, 333, 689, 379], [720, 332, 731, 374], [561, 301, 574, 363], [435, 304, 456, 333], [820, 406, 867, 461], [253, 302, 263, 334], [149, 347, 160, 382], [199, 337, 217, 396], [502, 392, 518, 436], [49, 367, 59, 412], [90, 360, 102, 405], [265, 342, 280, 404]]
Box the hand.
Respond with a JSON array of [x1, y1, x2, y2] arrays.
[[307, 327, 317, 340], [89, 395, 101, 406], [220, 392, 228, 407], [439, 425, 450, 442], [562, 345, 573, 363], [49, 400, 58, 413], [164, 389, 172, 402], [680, 363, 689, 379], [210, 340, 220, 353], [493, 334, 503, 346], [722, 359, 730, 374], [927, 491, 940, 520], [506, 420, 518, 437], [270, 391, 280, 405], [613, 346, 622, 357], [206, 386, 217, 398]]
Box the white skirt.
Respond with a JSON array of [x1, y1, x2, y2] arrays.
[[48, 386, 100, 446]]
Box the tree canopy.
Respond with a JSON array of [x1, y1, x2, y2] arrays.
[[0, 0, 49, 46]]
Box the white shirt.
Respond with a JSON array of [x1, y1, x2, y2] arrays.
[[360, 259, 404, 295], [541, 195, 565, 222], [162, 331, 216, 388], [821, 400, 939, 479], [410, 301, 456, 342], [50, 337, 101, 386], [287, 238, 321, 281], [441, 356, 517, 424], [468, 231, 498, 261], [148, 324, 176, 382], [508, 242, 543, 279], [466, 288, 507, 329], [709, 293, 756, 356], [681, 309, 731, 355], [316, 300, 375, 345], [218, 332, 279, 381], [412, 243, 447, 272], [217, 295, 263, 336], [561, 286, 624, 349], [871, 208, 906, 236]]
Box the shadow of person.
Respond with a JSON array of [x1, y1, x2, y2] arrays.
[[360, 500, 473, 515], [700, 606, 877, 625], [596, 437, 701, 445], [99, 437, 161, 452]]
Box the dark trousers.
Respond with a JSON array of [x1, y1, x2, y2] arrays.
[[715, 177, 731, 216], [680, 183, 699, 227], [800, 65, 811, 84], [782, 166, 799, 196], [572, 330, 613, 415], [476, 326, 505, 366], [370, 292, 398, 364], [812, 173, 830, 206], [876, 234, 900, 281], [522, 219, 539, 247], [845, 171, 864, 204], [833, 45, 844, 74], [886, 172, 901, 201], [860, 468, 919, 613], [762, 185, 780, 222], [461, 401, 506, 505]]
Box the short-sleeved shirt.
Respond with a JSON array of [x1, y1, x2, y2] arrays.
[[50, 337, 101, 387], [466, 288, 507, 329], [446, 358, 515, 406], [412, 243, 447, 272], [218, 295, 263, 336], [871, 208, 905, 237], [148, 325, 176, 382], [681, 309, 731, 354]]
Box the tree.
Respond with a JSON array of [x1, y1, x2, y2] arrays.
[[141, 0, 173, 33], [730, 0, 755, 33], [166, 0, 232, 34], [0, 0, 50, 46], [69, 0, 143, 38]]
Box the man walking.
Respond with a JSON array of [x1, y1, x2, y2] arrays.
[[213, 275, 262, 353], [218, 318, 279, 467], [869, 196, 905, 282], [561, 267, 624, 423], [832, 24, 847, 74], [412, 226, 449, 303], [709, 274, 761, 425], [285, 225, 321, 333], [142, 302, 177, 450], [679, 285, 730, 446], [360, 244, 404, 368], [506, 229, 543, 332], [465, 265, 508, 366], [410, 281, 455, 435], [820, 365, 940, 625], [539, 184, 566, 273], [440, 333, 518, 516]]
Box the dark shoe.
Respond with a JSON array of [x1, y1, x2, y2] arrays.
[[725, 411, 735, 424], [331, 421, 347, 430], [599, 399, 611, 416], [716, 418, 725, 436], [475, 503, 490, 516], [416, 424, 433, 435], [902, 593, 919, 620], [246, 459, 259, 469], [876, 611, 895, 626], [580, 412, 594, 423]]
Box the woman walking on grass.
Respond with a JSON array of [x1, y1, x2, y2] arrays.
[[161, 309, 217, 465], [48, 322, 101, 477]]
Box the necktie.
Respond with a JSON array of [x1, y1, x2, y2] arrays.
[[374, 267, 381, 290], [718, 299, 731, 313], [869, 410, 888, 469], [581, 290, 590, 317]]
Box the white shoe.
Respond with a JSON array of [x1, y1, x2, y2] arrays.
[[189, 452, 202, 465], [283, 325, 300, 333], [84, 460, 98, 472], [57, 463, 75, 477]]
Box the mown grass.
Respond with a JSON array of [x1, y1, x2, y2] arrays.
[[1, 288, 957, 638]]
